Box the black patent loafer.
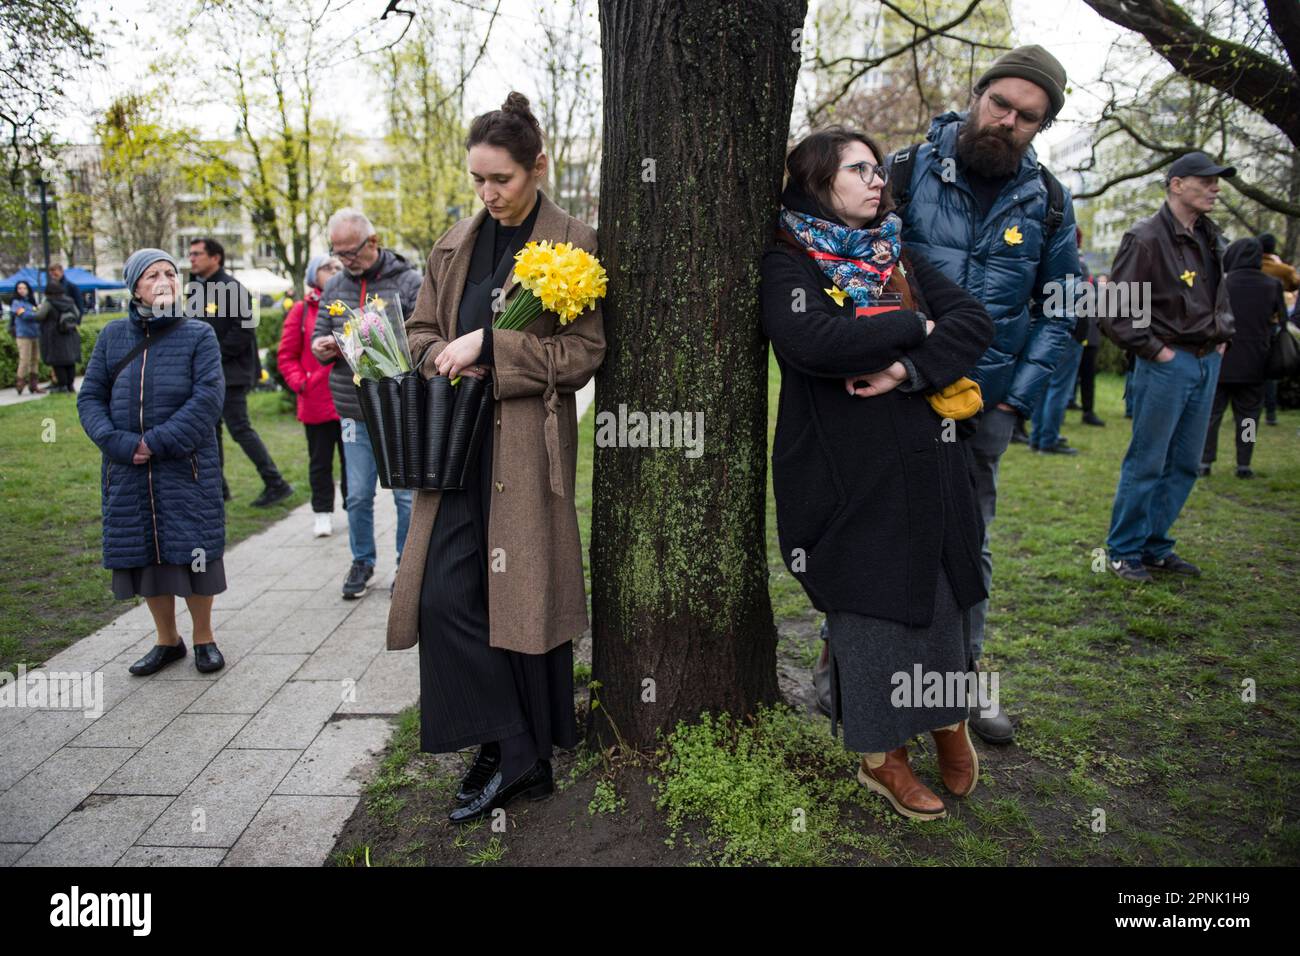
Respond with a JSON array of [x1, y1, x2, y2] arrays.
[[129, 641, 187, 676], [194, 641, 225, 673], [448, 760, 554, 824], [456, 744, 502, 803]]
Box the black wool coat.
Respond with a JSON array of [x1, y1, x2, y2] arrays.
[[1220, 238, 1287, 385], [761, 235, 995, 628]]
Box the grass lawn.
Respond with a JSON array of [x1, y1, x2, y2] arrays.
[[5, 356, 1297, 865], [0, 388, 311, 671], [331, 357, 1299, 866]]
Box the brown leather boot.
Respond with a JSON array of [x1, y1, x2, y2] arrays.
[[15, 379, 24, 395], [28, 374, 45, 394], [931, 720, 979, 797], [857, 746, 946, 820]]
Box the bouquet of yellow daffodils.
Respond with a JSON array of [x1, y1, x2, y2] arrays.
[[329, 294, 412, 383], [495, 240, 607, 331]]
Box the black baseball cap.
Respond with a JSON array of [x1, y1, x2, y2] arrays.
[[1165, 150, 1236, 183]]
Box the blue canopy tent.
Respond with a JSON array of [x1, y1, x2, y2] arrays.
[[1, 266, 127, 312]]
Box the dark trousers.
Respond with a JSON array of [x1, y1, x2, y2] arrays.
[[216, 384, 283, 489], [1264, 379, 1278, 419], [1076, 345, 1099, 412], [53, 365, 75, 390], [304, 420, 347, 513], [1202, 381, 1265, 467]]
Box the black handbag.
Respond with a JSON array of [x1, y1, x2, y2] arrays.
[[1264, 323, 1300, 380]]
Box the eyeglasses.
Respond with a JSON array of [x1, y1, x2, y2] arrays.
[[840, 161, 889, 186], [984, 92, 1044, 130], [328, 235, 373, 262]]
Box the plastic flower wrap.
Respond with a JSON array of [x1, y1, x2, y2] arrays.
[[495, 240, 607, 331], [330, 294, 412, 383]]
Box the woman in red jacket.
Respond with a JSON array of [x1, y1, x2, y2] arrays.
[[278, 254, 345, 537]]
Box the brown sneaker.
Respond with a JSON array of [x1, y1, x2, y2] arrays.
[[930, 720, 979, 797], [857, 746, 946, 820]]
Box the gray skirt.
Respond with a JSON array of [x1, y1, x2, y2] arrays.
[[111, 558, 228, 600], [826, 561, 973, 753]]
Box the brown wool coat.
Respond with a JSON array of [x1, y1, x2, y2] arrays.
[[386, 192, 606, 655]]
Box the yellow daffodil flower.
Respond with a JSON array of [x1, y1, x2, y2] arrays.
[[204, 302, 218, 315], [1180, 270, 1196, 287], [1003, 225, 1024, 246], [825, 286, 848, 307], [328, 300, 346, 316]]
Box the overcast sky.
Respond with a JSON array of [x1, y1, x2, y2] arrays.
[[63, 0, 1129, 160]]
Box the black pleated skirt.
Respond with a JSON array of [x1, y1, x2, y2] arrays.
[[112, 557, 228, 600], [416, 418, 579, 756]]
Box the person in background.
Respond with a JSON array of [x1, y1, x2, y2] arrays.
[[278, 254, 346, 538], [1257, 233, 1297, 427], [8, 280, 43, 394], [311, 209, 421, 599], [1074, 271, 1106, 427], [77, 249, 228, 675], [1029, 226, 1089, 455], [884, 44, 1078, 744], [1101, 150, 1236, 583], [37, 269, 83, 393], [189, 237, 294, 508], [1200, 238, 1287, 478]]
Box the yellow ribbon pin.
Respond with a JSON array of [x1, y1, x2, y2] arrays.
[[1003, 225, 1024, 246], [825, 286, 848, 307], [1180, 270, 1196, 287]]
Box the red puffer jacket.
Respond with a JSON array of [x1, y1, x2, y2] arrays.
[[277, 290, 340, 425]]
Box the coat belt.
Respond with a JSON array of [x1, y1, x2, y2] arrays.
[[542, 338, 565, 498]]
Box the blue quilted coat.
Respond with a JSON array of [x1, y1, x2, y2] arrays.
[[77, 305, 226, 569], [889, 110, 1079, 415]]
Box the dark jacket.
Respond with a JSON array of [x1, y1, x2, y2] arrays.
[[77, 304, 226, 569], [37, 280, 83, 366], [888, 110, 1078, 416], [191, 267, 259, 388], [1102, 201, 1235, 359], [1220, 238, 1287, 384], [312, 248, 423, 421], [761, 216, 995, 628]]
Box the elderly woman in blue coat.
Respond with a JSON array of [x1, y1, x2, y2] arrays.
[[77, 249, 229, 675]]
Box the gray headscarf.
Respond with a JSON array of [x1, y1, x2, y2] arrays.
[[305, 253, 332, 290], [123, 248, 180, 318]]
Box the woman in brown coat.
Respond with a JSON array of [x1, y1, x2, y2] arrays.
[[387, 93, 605, 824]]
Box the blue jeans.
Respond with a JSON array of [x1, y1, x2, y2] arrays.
[[1030, 338, 1083, 449], [343, 418, 413, 567], [1107, 348, 1221, 562]]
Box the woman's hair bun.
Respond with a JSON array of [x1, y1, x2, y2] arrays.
[[503, 91, 532, 114]]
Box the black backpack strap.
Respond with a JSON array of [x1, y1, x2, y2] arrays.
[[888, 142, 923, 215], [1039, 163, 1065, 237], [109, 319, 186, 385]]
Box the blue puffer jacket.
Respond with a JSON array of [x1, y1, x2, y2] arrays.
[[889, 111, 1078, 415], [77, 305, 226, 569]]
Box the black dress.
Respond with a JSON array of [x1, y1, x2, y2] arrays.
[[417, 194, 580, 760]]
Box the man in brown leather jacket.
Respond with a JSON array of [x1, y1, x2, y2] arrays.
[[1100, 151, 1236, 583]]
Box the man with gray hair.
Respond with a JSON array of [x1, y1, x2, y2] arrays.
[[312, 208, 423, 599]]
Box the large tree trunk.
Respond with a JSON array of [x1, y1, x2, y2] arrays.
[[589, 0, 807, 749]]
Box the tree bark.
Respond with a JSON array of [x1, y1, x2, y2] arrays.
[[589, 0, 807, 749]]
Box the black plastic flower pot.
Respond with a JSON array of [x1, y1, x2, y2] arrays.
[[356, 378, 392, 489], [453, 376, 495, 490], [398, 372, 424, 487], [378, 376, 407, 487], [440, 374, 489, 491], [421, 375, 453, 488]]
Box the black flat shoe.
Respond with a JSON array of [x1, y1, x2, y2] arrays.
[[194, 641, 225, 673], [448, 760, 553, 824], [129, 641, 186, 676], [456, 744, 502, 803]]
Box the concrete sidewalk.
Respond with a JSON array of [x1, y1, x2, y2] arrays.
[[0, 494, 412, 867], [0, 379, 594, 867], [0, 376, 82, 407]]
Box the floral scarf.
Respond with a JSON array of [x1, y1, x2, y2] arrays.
[[779, 207, 903, 308]]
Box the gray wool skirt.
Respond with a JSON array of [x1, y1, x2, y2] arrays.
[[826, 561, 973, 753]]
